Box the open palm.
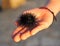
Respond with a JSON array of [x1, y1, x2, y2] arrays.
[[12, 8, 53, 42]]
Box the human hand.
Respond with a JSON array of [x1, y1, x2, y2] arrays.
[[12, 8, 54, 42]]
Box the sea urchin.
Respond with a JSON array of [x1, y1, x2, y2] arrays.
[[17, 13, 38, 28]]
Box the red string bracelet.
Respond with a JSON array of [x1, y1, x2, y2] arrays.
[[39, 7, 57, 21]]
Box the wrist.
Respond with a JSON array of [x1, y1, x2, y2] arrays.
[[46, 0, 60, 16], [39, 7, 57, 21]]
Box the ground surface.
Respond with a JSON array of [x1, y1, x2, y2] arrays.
[[0, 0, 60, 46]]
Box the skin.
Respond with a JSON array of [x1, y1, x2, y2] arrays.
[[12, 0, 60, 42]]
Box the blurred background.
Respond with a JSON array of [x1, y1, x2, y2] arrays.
[[0, 0, 60, 46]]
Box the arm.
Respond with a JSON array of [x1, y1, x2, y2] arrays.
[[12, 0, 60, 42]]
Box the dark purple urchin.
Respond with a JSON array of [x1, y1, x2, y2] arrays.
[[17, 13, 38, 28], [12, 13, 39, 39]]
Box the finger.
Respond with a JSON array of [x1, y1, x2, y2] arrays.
[[12, 26, 23, 35], [13, 33, 21, 42], [20, 29, 31, 40], [13, 27, 27, 42]]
